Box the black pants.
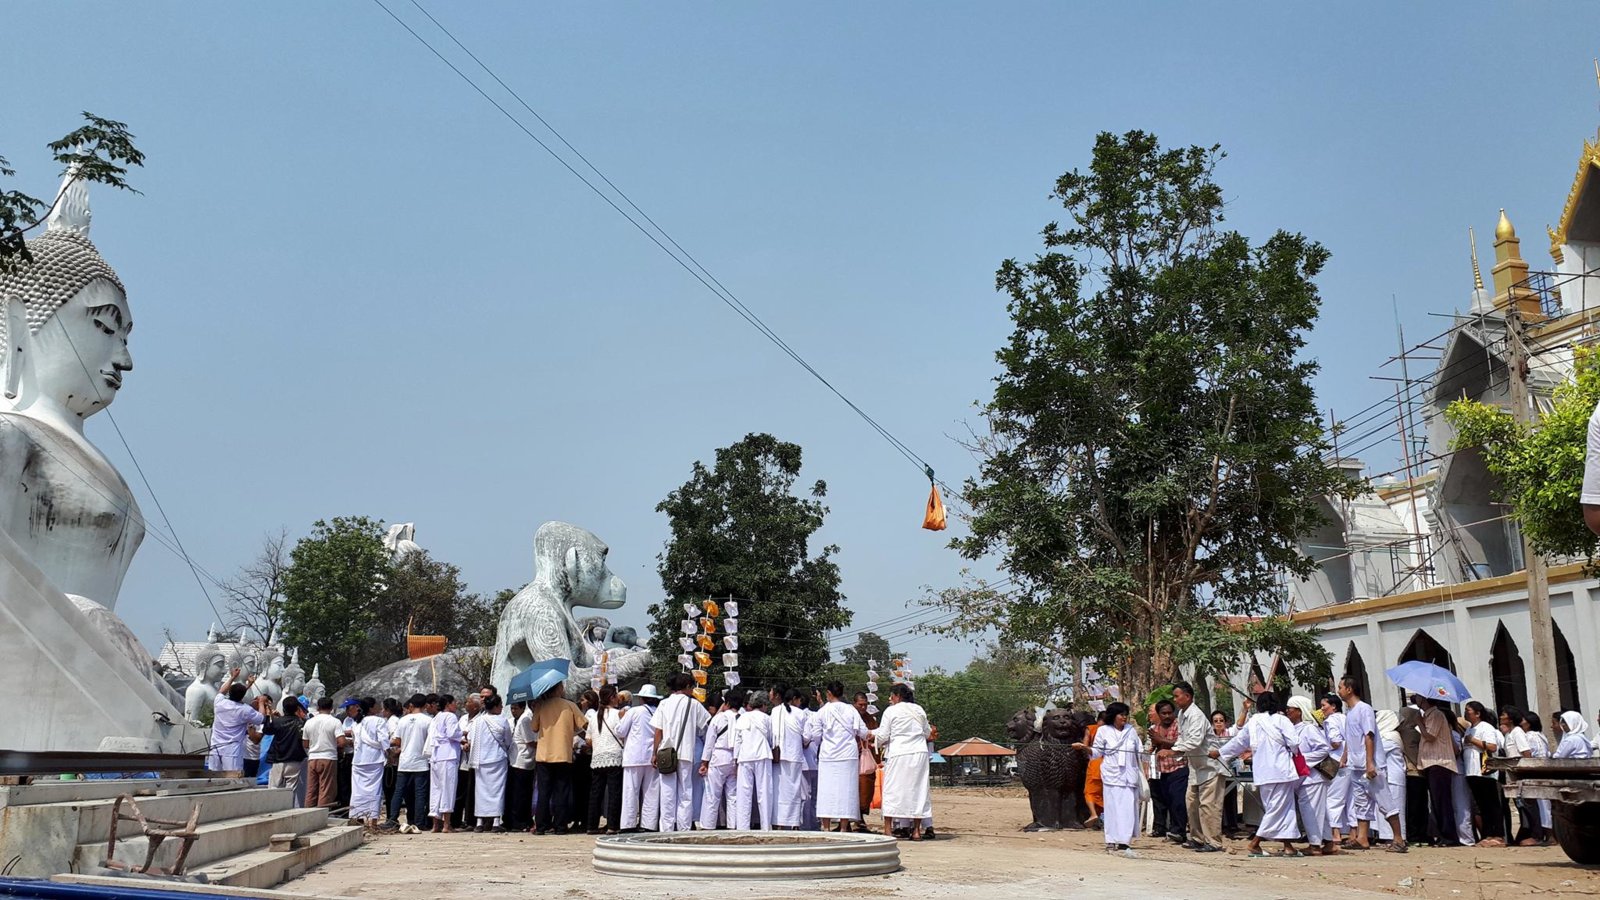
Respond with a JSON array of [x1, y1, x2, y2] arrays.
[[383, 765, 397, 806], [1405, 773, 1428, 840], [1424, 766, 1457, 845], [1513, 797, 1546, 844], [1466, 775, 1503, 840], [454, 768, 476, 828], [388, 769, 430, 828], [535, 762, 573, 833], [336, 753, 353, 809], [1157, 767, 1189, 838], [1222, 783, 1240, 834], [571, 754, 592, 830], [507, 766, 535, 831], [588, 766, 624, 831], [243, 758, 259, 779]]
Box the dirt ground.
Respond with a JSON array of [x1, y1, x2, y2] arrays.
[[283, 786, 1600, 899]]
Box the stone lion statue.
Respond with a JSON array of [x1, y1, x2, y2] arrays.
[[490, 522, 652, 697], [1010, 706, 1092, 831]]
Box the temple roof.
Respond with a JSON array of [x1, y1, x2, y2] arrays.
[[1548, 130, 1600, 261]]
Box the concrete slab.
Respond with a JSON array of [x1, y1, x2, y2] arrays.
[[0, 777, 253, 810], [54, 872, 357, 899]]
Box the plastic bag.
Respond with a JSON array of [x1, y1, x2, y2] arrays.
[[922, 483, 947, 531]]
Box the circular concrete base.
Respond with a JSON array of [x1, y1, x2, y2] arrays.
[[592, 831, 901, 880]]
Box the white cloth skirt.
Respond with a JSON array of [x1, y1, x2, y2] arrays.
[[429, 760, 458, 815], [475, 759, 507, 819], [773, 760, 810, 827], [816, 758, 860, 820], [881, 751, 931, 820], [1296, 777, 1329, 846], [1257, 781, 1302, 841], [1327, 768, 1355, 832], [1102, 783, 1138, 845], [349, 762, 385, 819]]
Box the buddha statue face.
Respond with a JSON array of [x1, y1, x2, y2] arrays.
[[21, 278, 133, 424], [198, 649, 227, 687]]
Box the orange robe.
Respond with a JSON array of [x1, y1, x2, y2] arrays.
[[1084, 722, 1104, 809]]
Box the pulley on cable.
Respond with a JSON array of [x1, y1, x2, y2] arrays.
[[921, 465, 946, 532]]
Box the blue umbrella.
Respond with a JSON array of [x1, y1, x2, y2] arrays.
[[508, 658, 570, 704], [1385, 660, 1470, 703]]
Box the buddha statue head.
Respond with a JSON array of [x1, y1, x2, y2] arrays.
[[281, 649, 306, 696], [194, 642, 227, 688], [303, 663, 325, 703], [0, 172, 133, 434]]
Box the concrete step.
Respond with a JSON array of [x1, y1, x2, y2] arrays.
[[73, 787, 297, 843], [74, 806, 330, 874], [0, 777, 255, 811], [193, 824, 365, 890]]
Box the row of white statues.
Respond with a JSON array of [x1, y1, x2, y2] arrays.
[[182, 629, 327, 725]]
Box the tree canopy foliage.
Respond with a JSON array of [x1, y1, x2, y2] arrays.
[[279, 517, 391, 689], [648, 433, 850, 687], [926, 131, 1350, 702], [2, 112, 144, 276], [1446, 347, 1600, 561], [917, 644, 1051, 746]]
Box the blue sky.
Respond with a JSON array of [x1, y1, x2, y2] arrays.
[[5, 2, 1598, 679]]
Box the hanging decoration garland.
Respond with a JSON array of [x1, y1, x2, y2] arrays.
[[678, 598, 739, 703]]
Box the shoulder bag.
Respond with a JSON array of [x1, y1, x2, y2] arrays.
[[655, 701, 692, 775], [1280, 718, 1311, 778]]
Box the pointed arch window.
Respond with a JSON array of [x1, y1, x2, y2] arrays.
[[1554, 621, 1580, 712], [1489, 623, 1530, 713], [1397, 629, 1455, 707], [1343, 643, 1371, 700]]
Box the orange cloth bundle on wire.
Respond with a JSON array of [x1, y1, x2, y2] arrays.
[[921, 475, 946, 532]]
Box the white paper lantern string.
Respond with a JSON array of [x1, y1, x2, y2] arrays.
[[723, 619, 738, 635], [682, 602, 699, 617], [866, 692, 878, 703], [866, 681, 878, 692], [680, 618, 697, 635], [724, 670, 742, 687], [724, 601, 739, 618], [677, 653, 692, 668], [722, 652, 739, 668], [866, 704, 879, 715], [678, 636, 695, 651], [722, 635, 739, 651]]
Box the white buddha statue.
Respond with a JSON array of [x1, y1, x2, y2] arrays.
[[280, 649, 307, 705], [249, 646, 285, 709], [303, 663, 326, 704], [0, 170, 142, 610], [184, 640, 228, 725]]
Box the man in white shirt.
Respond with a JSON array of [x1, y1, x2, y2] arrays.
[[698, 689, 743, 829], [1340, 676, 1405, 851], [1321, 693, 1353, 843], [302, 697, 343, 809], [508, 700, 537, 832], [735, 693, 776, 831], [208, 669, 264, 774], [453, 695, 481, 829], [653, 672, 712, 832], [381, 694, 433, 832], [1168, 681, 1222, 852]]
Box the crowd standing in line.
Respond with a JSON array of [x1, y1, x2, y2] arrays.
[[1077, 675, 1597, 858], [203, 669, 938, 840]]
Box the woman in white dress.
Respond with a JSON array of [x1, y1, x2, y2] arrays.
[[468, 695, 513, 832], [349, 698, 392, 825], [1076, 702, 1140, 855], [1211, 692, 1303, 857], [1517, 711, 1552, 845], [1286, 696, 1335, 855], [874, 683, 933, 841], [808, 680, 869, 832], [1553, 711, 1594, 759]]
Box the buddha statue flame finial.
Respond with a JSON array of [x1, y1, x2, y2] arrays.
[[43, 164, 91, 237]]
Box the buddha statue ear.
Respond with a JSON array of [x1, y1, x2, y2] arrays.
[[2, 297, 29, 401]]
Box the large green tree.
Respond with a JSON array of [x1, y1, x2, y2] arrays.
[[649, 433, 850, 688], [927, 131, 1348, 703], [280, 516, 390, 688], [1446, 347, 1600, 560]]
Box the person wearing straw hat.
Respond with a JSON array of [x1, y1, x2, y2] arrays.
[[619, 683, 663, 832]]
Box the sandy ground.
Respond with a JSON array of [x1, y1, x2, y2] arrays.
[[282, 786, 1600, 900]]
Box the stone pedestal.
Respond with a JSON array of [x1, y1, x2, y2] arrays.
[[0, 527, 205, 753]]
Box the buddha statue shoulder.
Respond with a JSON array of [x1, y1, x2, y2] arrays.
[[0, 171, 143, 610]]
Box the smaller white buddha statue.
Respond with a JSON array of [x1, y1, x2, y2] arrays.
[[303, 663, 326, 704], [281, 649, 307, 708], [184, 638, 228, 725], [249, 647, 285, 709]]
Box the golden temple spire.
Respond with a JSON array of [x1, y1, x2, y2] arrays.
[[1470, 226, 1484, 290], [1495, 208, 1516, 240], [1491, 208, 1541, 319]]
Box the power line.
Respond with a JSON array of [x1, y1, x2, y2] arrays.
[[370, 0, 956, 498]]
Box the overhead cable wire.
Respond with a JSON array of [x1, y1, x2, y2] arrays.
[[370, 0, 955, 497]]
